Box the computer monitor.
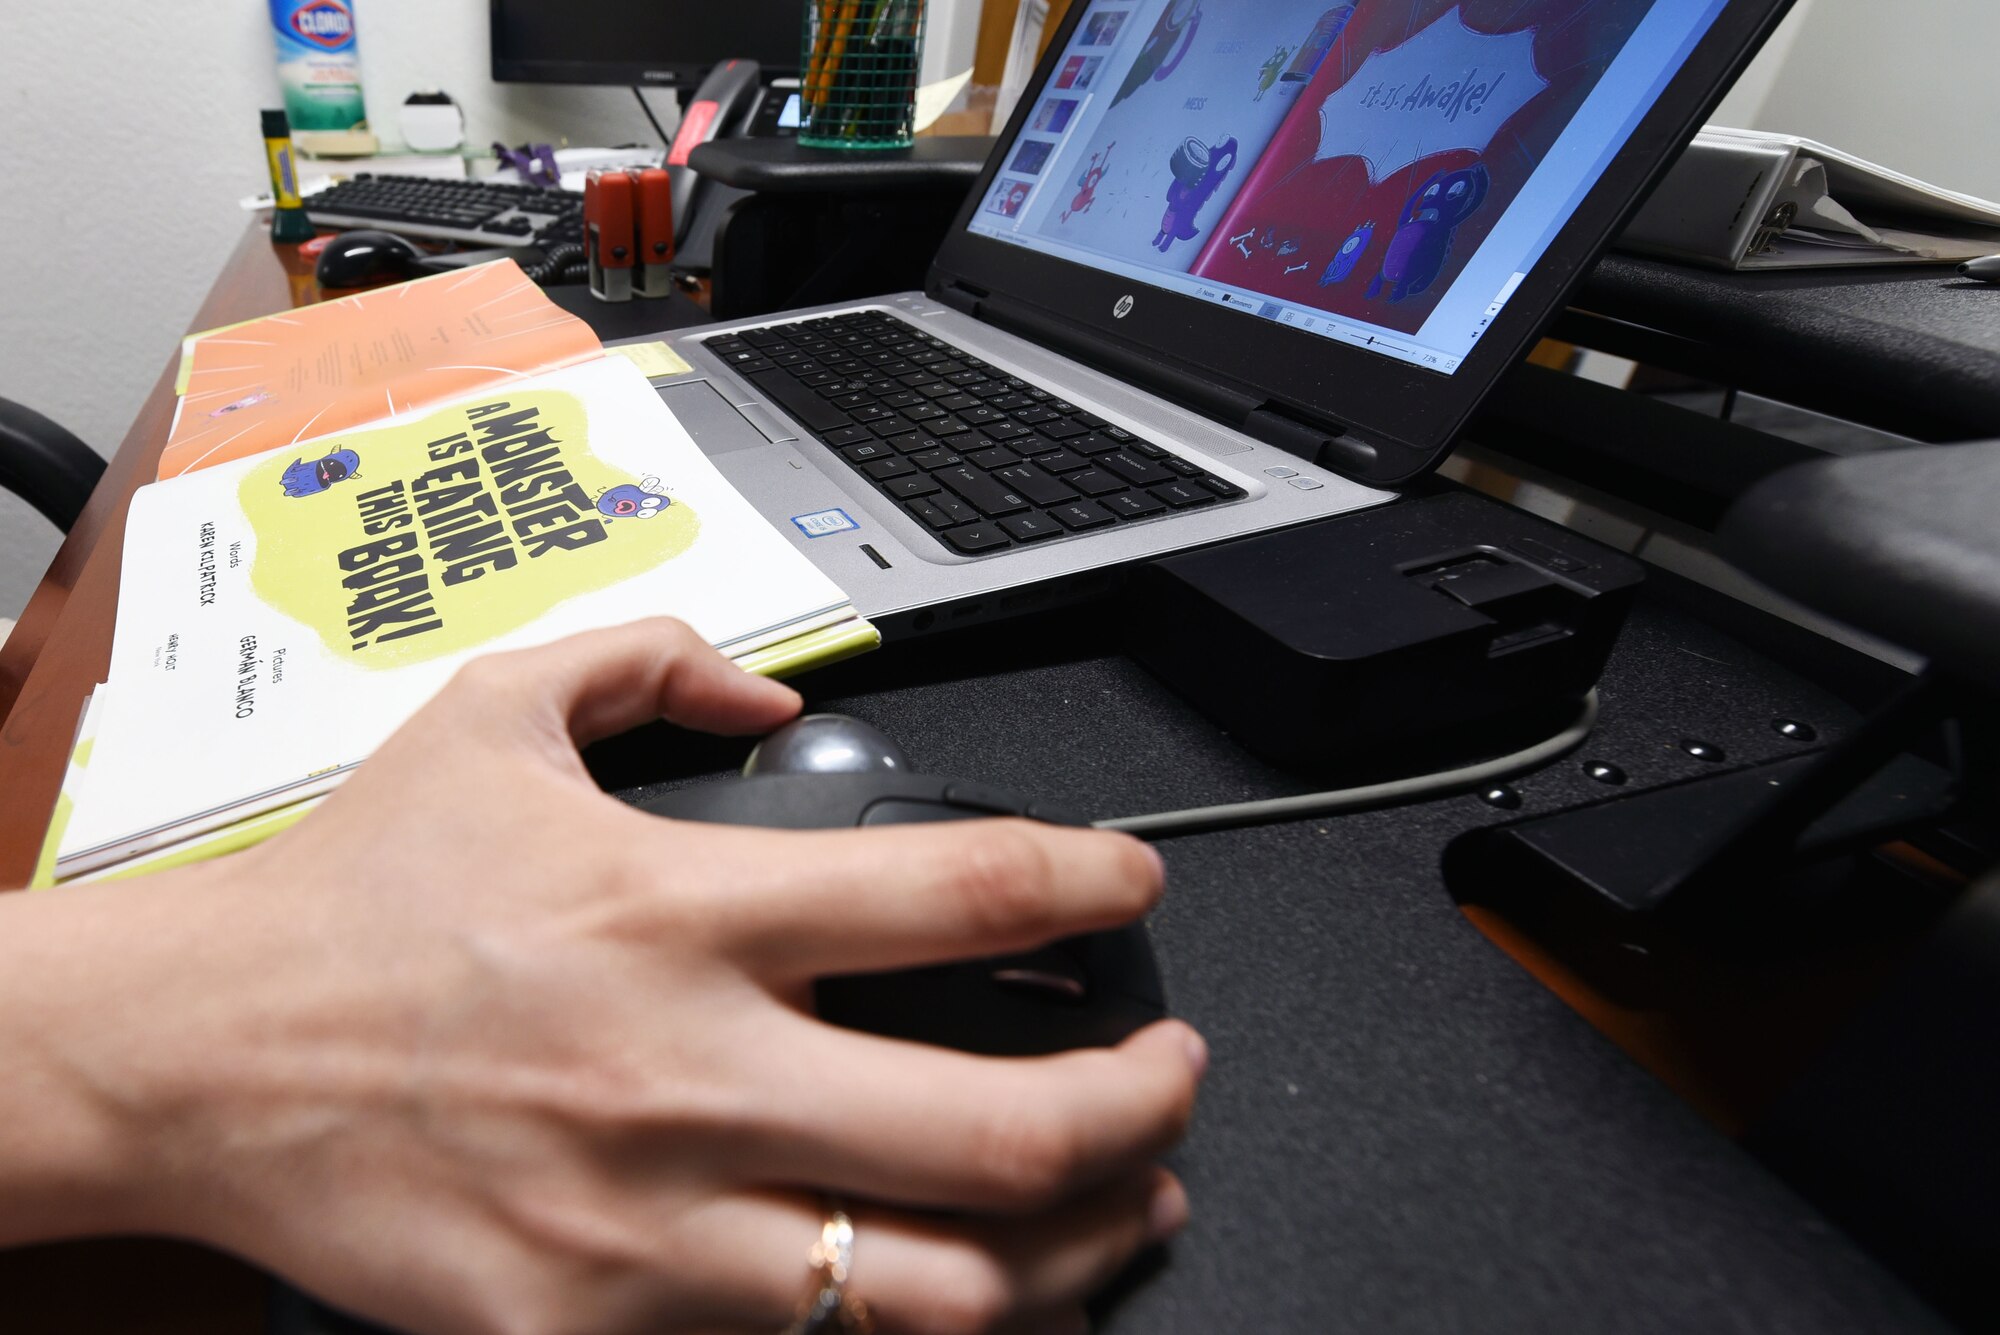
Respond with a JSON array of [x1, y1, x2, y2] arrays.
[[489, 0, 803, 90]]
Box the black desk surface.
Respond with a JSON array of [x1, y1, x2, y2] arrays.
[[1574, 254, 2000, 443], [516, 281, 1953, 1331], [586, 593, 1947, 1333]]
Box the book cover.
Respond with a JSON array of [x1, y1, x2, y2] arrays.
[[60, 357, 868, 874]]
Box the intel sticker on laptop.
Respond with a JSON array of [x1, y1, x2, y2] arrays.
[[791, 508, 859, 539]]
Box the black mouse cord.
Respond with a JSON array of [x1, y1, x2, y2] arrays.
[[1095, 690, 1599, 840]]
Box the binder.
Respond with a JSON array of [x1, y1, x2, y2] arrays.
[[1617, 127, 2000, 271]]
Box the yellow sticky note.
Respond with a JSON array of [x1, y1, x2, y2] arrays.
[[612, 341, 693, 380]]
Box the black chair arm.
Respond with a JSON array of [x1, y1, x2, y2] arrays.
[[0, 397, 106, 534], [1720, 441, 2000, 690]]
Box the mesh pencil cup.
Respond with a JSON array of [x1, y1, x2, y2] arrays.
[[799, 0, 928, 149]]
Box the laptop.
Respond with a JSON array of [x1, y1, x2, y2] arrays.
[[639, 0, 1794, 638]]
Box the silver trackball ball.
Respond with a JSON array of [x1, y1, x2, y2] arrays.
[[742, 714, 911, 777]]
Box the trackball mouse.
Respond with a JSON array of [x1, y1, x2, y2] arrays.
[[639, 715, 1167, 1057], [314, 228, 425, 288]]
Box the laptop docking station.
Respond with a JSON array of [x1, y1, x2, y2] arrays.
[[1122, 489, 1644, 776]]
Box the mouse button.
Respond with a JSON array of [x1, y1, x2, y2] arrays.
[[1076, 929, 1166, 1006], [942, 780, 1031, 816], [860, 798, 971, 825], [990, 967, 1089, 1004], [986, 945, 1090, 1004]]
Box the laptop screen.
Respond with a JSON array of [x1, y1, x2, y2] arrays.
[[965, 0, 1730, 376]]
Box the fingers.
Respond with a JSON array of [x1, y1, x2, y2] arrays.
[[851, 1169, 1182, 1333], [697, 819, 1165, 981], [672, 1170, 1186, 1335], [976, 1166, 1186, 1325], [750, 1021, 1206, 1215], [449, 618, 802, 748]]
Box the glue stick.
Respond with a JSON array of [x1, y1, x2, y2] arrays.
[[262, 110, 317, 243]]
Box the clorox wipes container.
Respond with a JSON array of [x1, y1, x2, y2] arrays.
[[270, 0, 366, 133]]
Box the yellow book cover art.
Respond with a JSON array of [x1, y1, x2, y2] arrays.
[[59, 358, 866, 875], [237, 389, 699, 667]]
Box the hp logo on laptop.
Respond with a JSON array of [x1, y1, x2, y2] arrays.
[[1113, 295, 1135, 319]]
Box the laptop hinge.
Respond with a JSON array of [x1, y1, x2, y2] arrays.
[[1244, 403, 1380, 474], [938, 281, 984, 317]]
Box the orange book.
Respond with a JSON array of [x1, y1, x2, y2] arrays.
[[161, 260, 603, 479]]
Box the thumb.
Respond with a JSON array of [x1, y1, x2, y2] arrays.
[[467, 617, 803, 749]]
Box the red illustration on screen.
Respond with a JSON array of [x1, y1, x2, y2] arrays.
[[1190, 0, 1648, 336], [1062, 143, 1116, 223]]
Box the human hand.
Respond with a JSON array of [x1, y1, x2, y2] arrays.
[[50, 619, 1204, 1334]]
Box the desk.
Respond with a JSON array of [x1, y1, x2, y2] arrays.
[[0, 224, 1952, 1332], [1568, 254, 2000, 444]]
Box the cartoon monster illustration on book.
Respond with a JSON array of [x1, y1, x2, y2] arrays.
[[1368, 164, 1490, 303], [1153, 136, 1238, 252], [596, 477, 672, 519], [210, 391, 274, 418], [280, 448, 361, 497]]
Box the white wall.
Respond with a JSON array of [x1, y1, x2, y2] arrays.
[[1712, 0, 2000, 201], [1742, 0, 2000, 201], [1709, 0, 1817, 126]]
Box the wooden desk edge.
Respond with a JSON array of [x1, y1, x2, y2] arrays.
[[0, 222, 321, 889]]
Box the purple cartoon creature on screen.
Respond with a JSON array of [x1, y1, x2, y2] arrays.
[[1153, 136, 1238, 252], [1367, 162, 1489, 303]]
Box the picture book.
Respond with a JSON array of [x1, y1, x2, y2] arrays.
[[53, 356, 874, 879], [160, 260, 605, 480]]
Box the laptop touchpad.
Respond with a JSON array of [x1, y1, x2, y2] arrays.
[[656, 380, 790, 456]]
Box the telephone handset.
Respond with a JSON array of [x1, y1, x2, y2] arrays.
[[665, 58, 763, 247]]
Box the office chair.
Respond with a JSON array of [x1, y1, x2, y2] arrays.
[[1722, 440, 2000, 691], [1445, 439, 2000, 1321], [1719, 439, 2000, 1329], [0, 397, 105, 535], [1452, 439, 2000, 955]]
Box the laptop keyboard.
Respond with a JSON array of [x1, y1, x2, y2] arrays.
[[700, 311, 1245, 557]]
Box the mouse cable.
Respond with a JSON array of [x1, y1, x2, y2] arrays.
[[1095, 689, 1599, 841]]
